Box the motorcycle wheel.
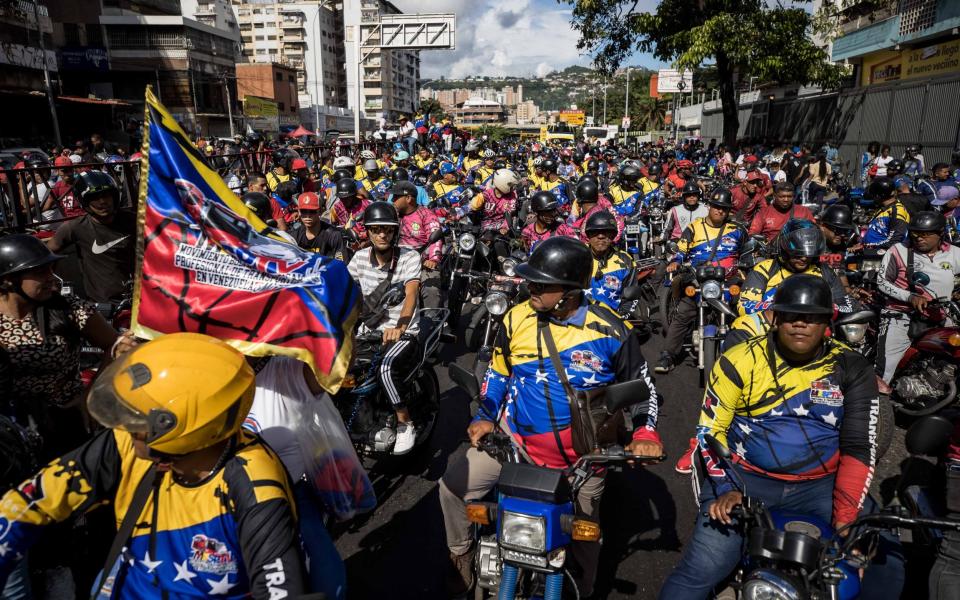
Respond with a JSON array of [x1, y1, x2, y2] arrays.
[[876, 395, 894, 460], [658, 287, 675, 337], [463, 305, 488, 352], [700, 339, 717, 388]]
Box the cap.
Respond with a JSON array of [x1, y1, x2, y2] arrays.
[[744, 154, 758, 163], [676, 159, 693, 169], [291, 158, 308, 170], [54, 156, 72, 167], [297, 192, 321, 210], [391, 180, 417, 198], [932, 185, 960, 206], [746, 171, 765, 182]]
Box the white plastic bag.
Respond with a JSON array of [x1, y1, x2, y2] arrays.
[[247, 357, 376, 521]]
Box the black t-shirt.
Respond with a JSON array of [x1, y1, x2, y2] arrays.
[[53, 210, 136, 302], [291, 221, 347, 261]]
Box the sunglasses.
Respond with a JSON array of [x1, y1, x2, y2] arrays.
[[367, 225, 395, 236]]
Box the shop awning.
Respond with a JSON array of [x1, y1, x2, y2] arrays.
[[57, 96, 130, 106]]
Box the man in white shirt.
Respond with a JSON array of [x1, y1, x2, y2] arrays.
[[398, 115, 417, 156]]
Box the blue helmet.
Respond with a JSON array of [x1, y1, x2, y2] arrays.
[[778, 219, 825, 260], [439, 161, 456, 176]]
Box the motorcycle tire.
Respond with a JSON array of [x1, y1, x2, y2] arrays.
[[410, 368, 441, 448], [658, 286, 675, 337], [463, 305, 488, 353], [700, 339, 717, 388], [876, 395, 894, 461]]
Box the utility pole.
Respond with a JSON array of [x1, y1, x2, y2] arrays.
[[624, 67, 630, 123], [33, 1, 61, 147], [222, 73, 236, 138], [602, 80, 607, 125], [353, 25, 362, 143]]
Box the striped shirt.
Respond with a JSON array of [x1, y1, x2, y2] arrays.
[[347, 246, 421, 333]]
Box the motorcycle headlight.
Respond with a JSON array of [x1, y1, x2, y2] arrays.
[[742, 570, 801, 600], [502, 258, 518, 277], [458, 233, 476, 252], [840, 322, 868, 344], [701, 280, 722, 300], [484, 292, 509, 316], [500, 511, 546, 553]]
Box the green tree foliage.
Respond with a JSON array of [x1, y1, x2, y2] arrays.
[[562, 0, 845, 145], [419, 98, 448, 120]]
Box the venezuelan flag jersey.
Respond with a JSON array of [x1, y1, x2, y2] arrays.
[[432, 181, 467, 206], [697, 335, 878, 525], [674, 218, 747, 273], [362, 176, 391, 201], [587, 250, 635, 310], [863, 201, 910, 249], [539, 178, 573, 207], [414, 155, 435, 171], [470, 166, 496, 187], [462, 156, 483, 174], [478, 299, 659, 469], [723, 312, 771, 351], [0, 429, 305, 599], [738, 258, 851, 316], [607, 184, 642, 216]]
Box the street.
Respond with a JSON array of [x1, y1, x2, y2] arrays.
[[332, 308, 705, 599]]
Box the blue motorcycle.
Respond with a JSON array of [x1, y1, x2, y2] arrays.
[[450, 365, 664, 599]]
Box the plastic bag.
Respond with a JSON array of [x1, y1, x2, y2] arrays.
[[249, 357, 376, 521]]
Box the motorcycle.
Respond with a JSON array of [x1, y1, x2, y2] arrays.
[[618, 256, 663, 337], [462, 269, 525, 379], [333, 286, 451, 458], [449, 365, 664, 600], [703, 434, 957, 600]]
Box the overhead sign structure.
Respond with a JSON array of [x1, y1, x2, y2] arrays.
[[243, 95, 279, 132], [558, 110, 585, 126], [657, 69, 693, 94]]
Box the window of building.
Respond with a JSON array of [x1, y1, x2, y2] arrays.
[[85, 24, 104, 46], [288, 74, 295, 82], [269, 49, 278, 54], [276, 72, 283, 81], [254, 23, 264, 28], [253, 8, 261, 14], [63, 23, 81, 46], [255, 35, 264, 40], [257, 49, 267, 55]]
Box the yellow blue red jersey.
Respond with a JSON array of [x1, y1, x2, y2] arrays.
[[739, 258, 851, 316], [674, 218, 747, 274], [863, 201, 909, 249], [607, 184, 642, 216], [586, 250, 635, 310], [478, 298, 660, 469], [697, 334, 878, 525], [539, 178, 574, 207]]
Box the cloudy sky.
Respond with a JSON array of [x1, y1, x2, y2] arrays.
[[391, 0, 667, 79]]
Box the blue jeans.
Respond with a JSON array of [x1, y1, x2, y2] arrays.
[[659, 466, 904, 599], [294, 481, 347, 600], [0, 558, 30, 600]]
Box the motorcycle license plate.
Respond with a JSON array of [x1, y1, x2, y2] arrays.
[[626, 224, 641, 234]]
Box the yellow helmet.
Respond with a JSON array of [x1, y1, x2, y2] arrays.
[[88, 333, 255, 456]]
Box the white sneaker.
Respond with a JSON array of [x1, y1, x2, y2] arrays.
[[393, 422, 417, 455]]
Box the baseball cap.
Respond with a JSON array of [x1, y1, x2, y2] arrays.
[[297, 192, 321, 210], [390, 181, 417, 197], [54, 156, 72, 167], [746, 171, 765, 182], [69, 154, 82, 164], [932, 185, 960, 206], [291, 158, 308, 170], [744, 154, 758, 163], [676, 159, 693, 169]]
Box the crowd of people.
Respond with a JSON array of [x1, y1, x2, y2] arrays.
[[1, 121, 960, 600]]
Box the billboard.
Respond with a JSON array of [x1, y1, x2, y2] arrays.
[[243, 95, 279, 132], [657, 69, 693, 93], [558, 110, 585, 126]]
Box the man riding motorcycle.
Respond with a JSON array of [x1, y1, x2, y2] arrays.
[[876, 211, 960, 385], [346, 202, 423, 455], [660, 275, 883, 599], [608, 164, 642, 215], [584, 211, 636, 311], [863, 176, 910, 250], [439, 237, 662, 597], [569, 178, 623, 242], [360, 159, 391, 202], [468, 168, 519, 234], [521, 191, 577, 252], [329, 178, 370, 245], [819, 204, 859, 272], [537, 159, 574, 210], [664, 180, 709, 241], [656, 189, 748, 375], [730, 171, 767, 224], [0, 333, 308, 599], [748, 181, 814, 242]]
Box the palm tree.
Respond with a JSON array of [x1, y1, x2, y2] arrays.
[[637, 97, 668, 131]]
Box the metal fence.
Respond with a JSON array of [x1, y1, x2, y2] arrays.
[[701, 75, 960, 184]]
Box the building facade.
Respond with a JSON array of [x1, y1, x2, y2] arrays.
[[235, 62, 299, 125], [452, 98, 505, 126]]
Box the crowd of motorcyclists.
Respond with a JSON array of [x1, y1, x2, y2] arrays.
[[2, 125, 960, 600]]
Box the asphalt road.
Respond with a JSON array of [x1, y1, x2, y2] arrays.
[[330, 306, 918, 600]]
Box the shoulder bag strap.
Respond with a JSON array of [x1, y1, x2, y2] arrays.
[[704, 221, 725, 264], [91, 465, 160, 599], [538, 320, 577, 401]]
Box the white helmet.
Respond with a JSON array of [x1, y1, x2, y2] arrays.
[[333, 156, 354, 169], [363, 158, 380, 173], [482, 149, 495, 158], [465, 140, 481, 153], [492, 169, 519, 195], [360, 150, 377, 160], [532, 156, 544, 167]]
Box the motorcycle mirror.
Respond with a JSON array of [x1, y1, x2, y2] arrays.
[[603, 378, 655, 414], [428, 228, 446, 244], [703, 434, 732, 461], [448, 363, 481, 398], [666, 241, 680, 254], [905, 415, 954, 456], [912, 271, 931, 287], [834, 309, 875, 327], [621, 285, 642, 302]]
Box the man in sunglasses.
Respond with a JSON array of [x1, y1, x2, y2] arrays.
[[876, 211, 960, 387], [661, 275, 888, 599], [292, 192, 345, 261], [818, 204, 858, 272]]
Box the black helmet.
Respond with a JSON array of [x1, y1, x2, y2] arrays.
[[541, 159, 558, 174], [246, 132, 263, 145], [0, 234, 64, 278], [820, 204, 854, 231], [771, 274, 834, 315], [271, 149, 293, 170], [778, 219, 826, 259], [515, 236, 591, 290], [274, 180, 298, 203], [619, 165, 641, 185], [362, 201, 399, 228], [572, 151, 585, 163], [707, 188, 734, 209], [336, 178, 358, 199], [867, 177, 896, 200], [586, 159, 599, 171], [580, 174, 600, 188], [412, 169, 430, 186], [576, 179, 599, 204], [241, 192, 274, 223], [584, 210, 618, 234], [886, 158, 903, 174], [74, 170, 120, 209], [530, 191, 558, 213], [332, 168, 354, 183], [909, 211, 946, 233], [390, 167, 409, 182], [681, 180, 702, 199], [647, 164, 662, 177]]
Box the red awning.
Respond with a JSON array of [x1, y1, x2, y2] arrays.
[[57, 96, 131, 107], [286, 125, 316, 137]]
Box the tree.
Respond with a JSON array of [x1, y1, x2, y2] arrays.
[[562, 0, 845, 146], [419, 98, 448, 121]]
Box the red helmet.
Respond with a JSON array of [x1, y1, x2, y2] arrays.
[[54, 156, 73, 168], [291, 158, 308, 171]]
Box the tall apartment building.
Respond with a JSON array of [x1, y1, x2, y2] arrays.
[[182, 0, 240, 36], [343, 0, 420, 121]]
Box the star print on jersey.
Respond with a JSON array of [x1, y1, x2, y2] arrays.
[[822, 411, 838, 427], [140, 551, 163, 573], [173, 559, 198, 583], [793, 404, 810, 417], [535, 369, 548, 384], [206, 573, 237, 596]]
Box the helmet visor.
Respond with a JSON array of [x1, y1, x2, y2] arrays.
[[87, 358, 150, 434]]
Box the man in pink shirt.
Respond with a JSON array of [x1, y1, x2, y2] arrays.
[[469, 169, 519, 233], [568, 178, 622, 242], [393, 181, 442, 269], [748, 182, 814, 242], [329, 178, 371, 244], [521, 191, 576, 253]]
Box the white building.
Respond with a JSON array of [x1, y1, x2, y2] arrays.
[[181, 0, 241, 40]]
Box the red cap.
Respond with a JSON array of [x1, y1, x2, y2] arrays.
[[291, 158, 308, 170], [13, 161, 25, 170], [676, 159, 693, 169], [744, 154, 758, 163], [746, 171, 765, 182], [297, 192, 321, 210], [54, 156, 73, 167]]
